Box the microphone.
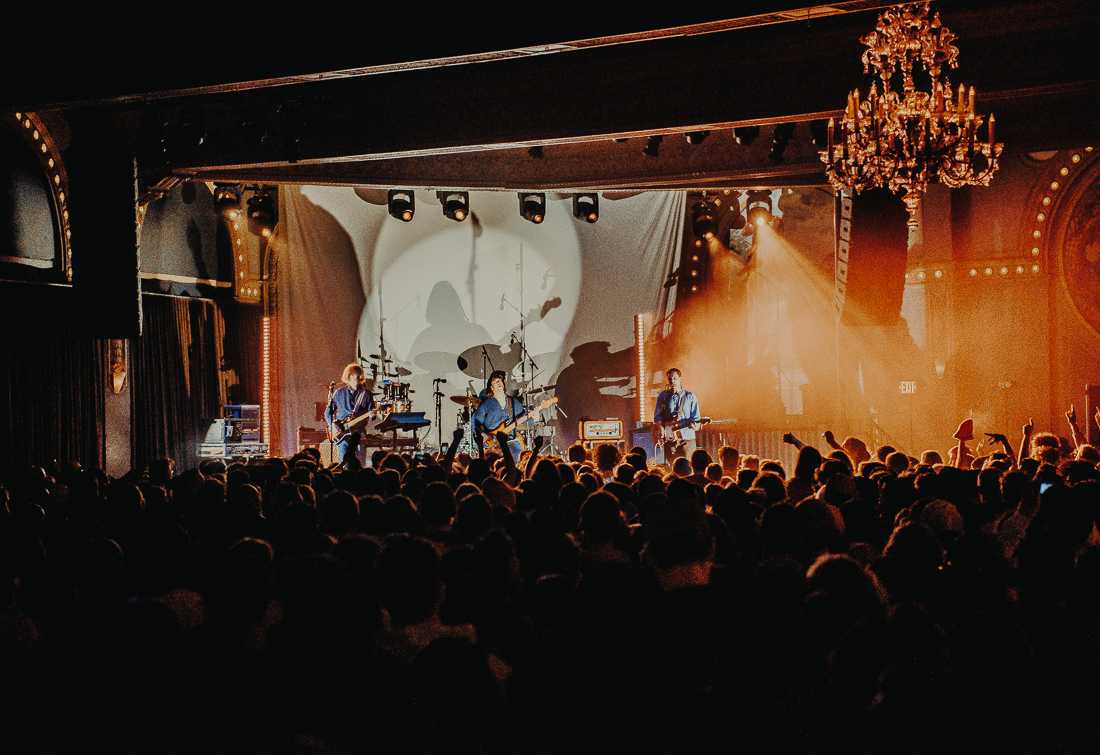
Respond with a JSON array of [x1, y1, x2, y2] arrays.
[[499, 292, 505, 311], [435, 377, 447, 384]]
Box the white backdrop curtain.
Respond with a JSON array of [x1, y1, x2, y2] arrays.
[[277, 187, 683, 454]]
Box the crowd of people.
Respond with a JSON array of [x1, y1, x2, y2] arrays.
[[2, 407, 1100, 754]]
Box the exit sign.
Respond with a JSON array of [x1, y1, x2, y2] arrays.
[[899, 381, 918, 395]]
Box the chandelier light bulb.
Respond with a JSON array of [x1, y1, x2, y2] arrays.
[[820, 1, 1003, 227]]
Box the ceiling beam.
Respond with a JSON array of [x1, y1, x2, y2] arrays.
[[5, 1, 895, 109], [123, 0, 1096, 177], [177, 81, 1100, 190]]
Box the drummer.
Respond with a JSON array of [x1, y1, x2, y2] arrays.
[[471, 370, 526, 459]]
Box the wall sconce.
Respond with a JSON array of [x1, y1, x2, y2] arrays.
[[110, 339, 127, 394]]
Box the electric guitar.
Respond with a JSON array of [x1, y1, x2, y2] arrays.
[[653, 416, 712, 453], [482, 396, 559, 453]]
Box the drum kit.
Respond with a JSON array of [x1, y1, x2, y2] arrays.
[[444, 341, 563, 457], [365, 354, 414, 415]]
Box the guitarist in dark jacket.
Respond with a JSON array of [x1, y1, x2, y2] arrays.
[[324, 363, 375, 468]]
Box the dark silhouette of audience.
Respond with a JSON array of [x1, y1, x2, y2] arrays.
[[2, 408, 1100, 754]]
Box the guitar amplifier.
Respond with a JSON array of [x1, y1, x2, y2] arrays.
[[297, 426, 329, 450], [579, 419, 624, 441]]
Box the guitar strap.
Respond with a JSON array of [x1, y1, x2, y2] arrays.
[[348, 385, 368, 416]]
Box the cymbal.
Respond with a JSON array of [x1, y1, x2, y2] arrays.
[[528, 383, 558, 393], [393, 366, 412, 377], [369, 354, 393, 362], [456, 343, 521, 379], [449, 395, 480, 405]]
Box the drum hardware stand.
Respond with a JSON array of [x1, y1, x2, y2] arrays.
[[547, 401, 568, 455], [479, 345, 495, 391]]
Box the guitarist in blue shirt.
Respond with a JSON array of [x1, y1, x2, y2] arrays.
[[653, 367, 702, 461], [472, 370, 527, 459], [324, 363, 375, 468]]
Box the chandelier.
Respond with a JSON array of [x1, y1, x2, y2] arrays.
[[820, 2, 1003, 226]]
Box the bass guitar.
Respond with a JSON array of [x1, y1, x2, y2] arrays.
[[483, 397, 559, 454], [332, 408, 382, 445]]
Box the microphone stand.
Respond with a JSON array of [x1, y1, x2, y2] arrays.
[[480, 345, 495, 392], [432, 378, 445, 451], [325, 381, 337, 442]]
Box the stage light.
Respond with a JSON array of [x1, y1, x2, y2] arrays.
[[519, 192, 546, 224], [691, 200, 719, 240], [733, 126, 760, 146], [685, 131, 710, 145], [745, 189, 773, 229], [642, 135, 663, 158], [768, 123, 796, 163], [572, 193, 599, 223], [213, 183, 242, 219], [726, 190, 746, 230], [438, 191, 470, 222], [387, 189, 415, 222], [247, 188, 276, 238]]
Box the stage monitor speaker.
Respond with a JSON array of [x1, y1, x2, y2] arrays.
[[1086, 383, 1100, 446], [835, 189, 909, 327]]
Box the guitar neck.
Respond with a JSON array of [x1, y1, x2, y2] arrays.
[[343, 410, 374, 430], [489, 399, 556, 436]]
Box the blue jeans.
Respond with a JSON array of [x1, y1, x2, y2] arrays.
[[335, 432, 362, 467]]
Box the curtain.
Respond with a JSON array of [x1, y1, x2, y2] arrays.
[[276, 187, 366, 455], [276, 187, 683, 453], [224, 301, 261, 406], [0, 330, 107, 470], [130, 295, 223, 473]]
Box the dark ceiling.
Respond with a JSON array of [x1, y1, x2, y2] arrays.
[[6, 0, 1097, 192]]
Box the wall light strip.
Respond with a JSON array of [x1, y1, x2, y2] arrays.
[[635, 313, 647, 424]]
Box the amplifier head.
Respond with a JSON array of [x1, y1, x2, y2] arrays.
[[579, 419, 624, 441]]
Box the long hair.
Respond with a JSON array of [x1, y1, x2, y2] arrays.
[[341, 363, 364, 384]]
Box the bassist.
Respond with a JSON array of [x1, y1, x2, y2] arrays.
[[324, 363, 375, 468], [653, 367, 702, 461], [472, 370, 526, 459]]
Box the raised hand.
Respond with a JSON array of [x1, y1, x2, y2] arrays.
[[984, 432, 1008, 445], [533, 434, 546, 451], [1095, 406, 1100, 432], [452, 426, 464, 441], [1066, 404, 1078, 426], [1022, 417, 1034, 435], [823, 429, 837, 445], [783, 432, 796, 445]]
